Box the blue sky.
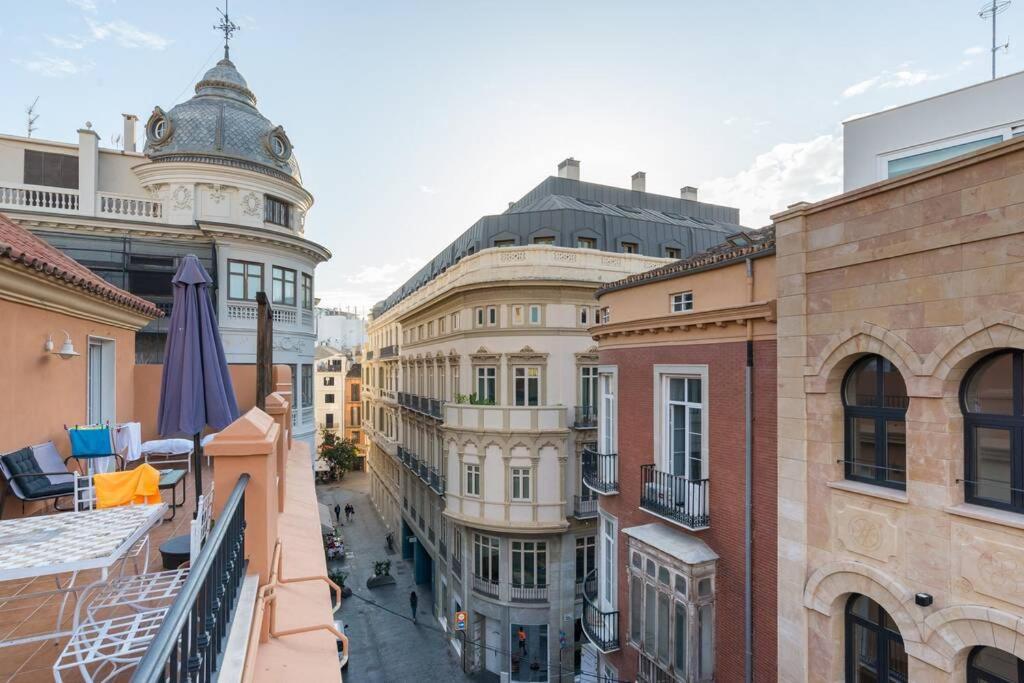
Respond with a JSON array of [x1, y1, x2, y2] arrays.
[[0, 0, 1018, 311]]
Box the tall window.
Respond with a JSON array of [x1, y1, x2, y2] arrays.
[[325, 414, 334, 428], [271, 266, 296, 306], [476, 367, 496, 403], [845, 594, 907, 682], [227, 260, 262, 301], [581, 366, 598, 411], [302, 273, 313, 309], [600, 516, 617, 608], [350, 383, 359, 401], [511, 540, 546, 587], [967, 646, 1024, 683], [514, 367, 540, 406], [451, 312, 459, 330], [843, 355, 908, 489], [599, 372, 616, 454], [665, 376, 703, 479], [487, 306, 497, 326], [301, 364, 312, 408], [963, 350, 1024, 512], [475, 307, 484, 327], [465, 463, 480, 496], [264, 195, 291, 226], [529, 305, 541, 324], [575, 535, 596, 582], [511, 467, 532, 500], [473, 533, 499, 582]]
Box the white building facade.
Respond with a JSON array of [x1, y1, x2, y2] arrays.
[[0, 55, 330, 448]]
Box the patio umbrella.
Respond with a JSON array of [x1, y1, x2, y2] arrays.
[[157, 254, 239, 515]]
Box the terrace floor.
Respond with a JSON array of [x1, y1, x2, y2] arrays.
[[0, 463, 212, 682]]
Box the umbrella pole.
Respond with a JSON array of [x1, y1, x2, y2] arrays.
[[193, 433, 202, 519]]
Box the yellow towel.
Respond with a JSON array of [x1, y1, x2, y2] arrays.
[[95, 464, 161, 508]]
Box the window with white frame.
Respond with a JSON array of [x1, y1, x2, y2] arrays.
[[465, 463, 480, 496], [473, 533, 499, 582], [529, 305, 541, 324], [664, 375, 704, 479], [599, 370, 616, 455], [671, 291, 694, 313], [599, 307, 610, 324], [451, 312, 460, 330], [511, 467, 532, 500], [580, 307, 589, 326], [476, 366, 496, 403], [514, 367, 540, 406], [511, 540, 546, 587], [487, 306, 497, 326], [451, 364, 460, 400], [439, 316, 445, 334], [628, 546, 715, 681], [575, 535, 596, 582], [475, 307, 485, 327], [580, 366, 598, 412], [600, 514, 617, 609]]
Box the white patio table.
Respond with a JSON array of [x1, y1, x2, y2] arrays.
[[0, 503, 166, 648]]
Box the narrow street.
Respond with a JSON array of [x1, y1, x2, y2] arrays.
[[317, 470, 473, 683]]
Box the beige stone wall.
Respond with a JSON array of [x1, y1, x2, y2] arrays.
[[775, 137, 1024, 682]]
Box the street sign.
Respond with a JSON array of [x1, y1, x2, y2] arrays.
[[455, 611, 467, 631]]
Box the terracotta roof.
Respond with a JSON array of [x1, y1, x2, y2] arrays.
[[597, 226, 776, 296], [0, 212, 163, 317]]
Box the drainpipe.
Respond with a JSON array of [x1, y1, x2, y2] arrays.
[[744, 257, 754, 683]]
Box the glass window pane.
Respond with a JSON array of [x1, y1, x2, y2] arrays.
[[888, 636, 908, 682], [669, 378, 685, 402], [229, 274, 243, 299], [630, 577, 643, 643], [965, 352, 1015, 415], [674, 602, 687, 672], [851, 622, 878, 682], [880, 358, 908, 410], [687, 378, 700, 402], [974, 427, 1013, 504], [849, 417, 877, 480], [671, 404, 686, 475], [885, 420, 906, 485], [657, 592, 670, 663], [698, 604, 714, 677], [845, 357, 878, 407], [973, 646, 1022, 681], [689, 406, 702, 479], [644, 584, 656, 649]]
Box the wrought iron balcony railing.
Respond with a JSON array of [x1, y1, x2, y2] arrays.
[[379, 344, 398, 359], [451, 556, 462, 578], [582, 446, 619, 495], [581, 569, 620, 653], [429, 467, 446, 496], [639, 465, 710, 530], [472, 575, 500, 599], [418, 461, 430, 482], [573, 495, 598, 519], [134, 475, 249, 681], [574, 405, 598, 429]]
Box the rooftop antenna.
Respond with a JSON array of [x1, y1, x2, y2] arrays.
[[214, 0, 240, 61], [979, 0, 1011, 79], [25, 97, 39, 138]]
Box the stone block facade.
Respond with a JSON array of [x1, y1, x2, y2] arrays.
[[775, 137, 1024, 682]]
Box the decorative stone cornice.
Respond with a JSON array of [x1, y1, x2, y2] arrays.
[[590, 300, 776, 341]]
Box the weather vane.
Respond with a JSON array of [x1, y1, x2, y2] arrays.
[[214, 0, 240, 61]]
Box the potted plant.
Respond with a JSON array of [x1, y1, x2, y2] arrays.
[[366, 558, 396, 588]]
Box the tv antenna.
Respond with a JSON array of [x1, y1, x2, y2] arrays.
[[111, 133, 122, 149], [979, 0, 1011, 79], [25, 97, 39, 138]]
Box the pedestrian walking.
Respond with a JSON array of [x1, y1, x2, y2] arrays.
[[409, 590, 418, 623], [333, 503, 341, 523], [517, 626, 527, 655]]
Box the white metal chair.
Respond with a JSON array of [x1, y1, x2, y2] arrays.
[[72, 473, 151, 576], [54, 485, 215, 683]]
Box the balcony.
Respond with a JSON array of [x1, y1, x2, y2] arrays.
[[451, 556, 462, 579], [582, 446, 619, 495], [365, 350, 374, 360], [639, 465, 710, 530], [379, 344, 398, 359], [418, 461, 430, 483], [573, 495, 598, 519], [472, 575, 500, 599], [510, 583, 549, 603], [429, 466, 446, 496], [574, 405, 598, 429], [581, 570, 620, 653]]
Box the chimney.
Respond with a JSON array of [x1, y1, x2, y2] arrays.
[[680, 186, 699, 202], [122, 113, 138, 152], [631, 171, 646, 192], [557, 157, 580, 181]]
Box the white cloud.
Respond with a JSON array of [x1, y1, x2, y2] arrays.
[[86, 19, 171, 50], [66, 0, 97, 10], [12, 55, 93, 77], [841, 68, 939, 98], [419, 185, 436, 195], [47, 34, 90, 49], [699, 133, 844, 228], [964, 45, 986, 56], [722, 116, 739, 126], [316, 257, 427, 311]]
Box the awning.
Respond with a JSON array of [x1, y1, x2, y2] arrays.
[[318, 503, 335, 533]]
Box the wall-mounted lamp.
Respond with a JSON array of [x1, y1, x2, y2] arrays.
[[45, 331, 79, 360], [914, 592, 933, 607]]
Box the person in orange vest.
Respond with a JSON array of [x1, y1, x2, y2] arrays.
[[517, 626, 527, 655]]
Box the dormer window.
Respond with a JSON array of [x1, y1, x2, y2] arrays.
[[265, 195, 291, 227]]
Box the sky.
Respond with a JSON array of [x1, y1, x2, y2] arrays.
[[0, 1, 1018, 313]]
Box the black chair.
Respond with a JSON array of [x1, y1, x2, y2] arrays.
[[0, 443, 78, 516]]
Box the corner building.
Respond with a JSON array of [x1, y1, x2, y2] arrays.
[[363, 160, 748, 680], [776, 135, 1024, 681], [586, 229, 777, 682]]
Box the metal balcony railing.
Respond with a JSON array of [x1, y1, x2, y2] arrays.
[[472, 575, 500, 599], [365, 350, 374, 360], [639, 465, 710, 530], [134, 475, 249, 681], [429, 467, 446, 496], [581, 569, 620, 653], [574, 405, 598, 428], [510, 583, 548, 603], [582, 446, 619, 495], [379, 344, 398, 359], [451, 556, 462, 578], [429, 398, 443, 419], [573, 495, 598, 519], [575, 578, 584, 601], [439, 539, 447, 558], [418, 461, 430, 483]]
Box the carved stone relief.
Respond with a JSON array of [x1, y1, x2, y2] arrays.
[[954, 523, 1024, 608], [241, 191, 262, 217], [171, 185, 193, 210], [834, 503, 898, 563]]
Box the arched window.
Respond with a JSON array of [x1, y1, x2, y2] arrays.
[[845, 594, 907, 682], [842, 355, 908, 489], [968, 646, 1024, 683], [962, 350, 1023, 512]]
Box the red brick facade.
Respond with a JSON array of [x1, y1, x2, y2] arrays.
[[598, 339, 777, 682]]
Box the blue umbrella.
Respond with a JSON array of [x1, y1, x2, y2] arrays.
[[157, 254, 239, 513]]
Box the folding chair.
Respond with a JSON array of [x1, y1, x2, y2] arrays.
[[54, 486, 215, 683], [66, 425, 124, 476]]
